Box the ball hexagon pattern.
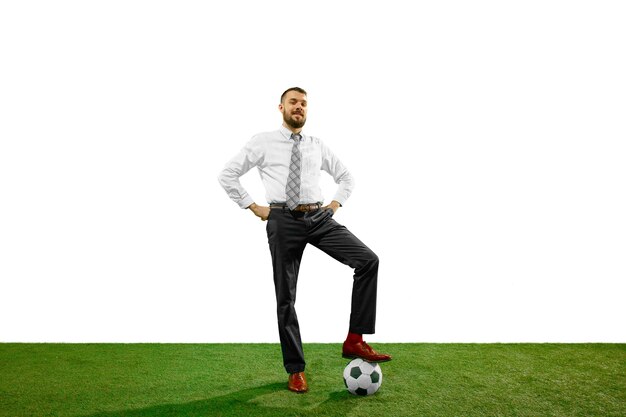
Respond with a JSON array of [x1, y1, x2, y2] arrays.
[[343, 358, 383, 396]]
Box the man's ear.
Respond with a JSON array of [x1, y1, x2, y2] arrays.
[[278, 103, 284, 112]]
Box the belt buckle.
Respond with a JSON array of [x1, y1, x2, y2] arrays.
[[294, 203, 320, 212]]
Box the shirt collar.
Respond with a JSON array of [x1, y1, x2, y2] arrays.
[[280, 125, 304, 141]]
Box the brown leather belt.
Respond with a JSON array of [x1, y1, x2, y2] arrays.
[[270, 203, 322, 212]]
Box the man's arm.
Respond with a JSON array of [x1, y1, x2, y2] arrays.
[[217, 137, 262, 209], [320, 141, 355, 214]]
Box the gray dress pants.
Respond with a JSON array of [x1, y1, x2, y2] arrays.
[[266, 206, 379, 374]]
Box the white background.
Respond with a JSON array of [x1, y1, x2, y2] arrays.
[[1, 1, 624, 343]]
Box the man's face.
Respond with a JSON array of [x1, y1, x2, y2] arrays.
[[279, 91, 308, 129]]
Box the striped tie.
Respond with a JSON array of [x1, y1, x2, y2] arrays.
[[285, 133, 302, 210]]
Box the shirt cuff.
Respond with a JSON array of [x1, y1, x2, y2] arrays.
[[238, 195, 255, 209], [332, 193, 348, 207]]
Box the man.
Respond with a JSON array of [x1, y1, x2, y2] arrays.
[[218, 87, 391, 393]]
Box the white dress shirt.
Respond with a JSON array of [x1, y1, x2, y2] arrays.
[[218, 126, 355, 209]]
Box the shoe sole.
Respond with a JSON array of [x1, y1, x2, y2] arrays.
[[342, 354, 392, 363], [288, 388, 308, 393]]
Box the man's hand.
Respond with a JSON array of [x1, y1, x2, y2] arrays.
[[323, 200, 341, 215], [248, 203, 271, 221]]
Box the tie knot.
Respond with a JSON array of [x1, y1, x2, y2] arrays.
[[291, 133, 301, 142]]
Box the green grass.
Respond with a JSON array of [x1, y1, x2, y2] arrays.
[[0, 343, 624, 417]]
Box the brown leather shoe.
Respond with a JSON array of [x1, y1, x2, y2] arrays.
[[288, 372, 308, 393], [342, 340, 392, 363]]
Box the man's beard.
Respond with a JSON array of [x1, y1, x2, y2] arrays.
[[283, 111, 306, 129]]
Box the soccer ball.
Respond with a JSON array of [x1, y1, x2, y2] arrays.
[[343, 358, 383, 396]]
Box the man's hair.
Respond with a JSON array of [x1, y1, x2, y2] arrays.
[[280, 87, 307, 103]]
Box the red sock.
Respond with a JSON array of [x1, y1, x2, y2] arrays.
[[346, 332, 363, 344]]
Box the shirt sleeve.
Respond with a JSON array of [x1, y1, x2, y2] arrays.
[[320, 140, 355, 206], [217, 136, 264, 209]]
